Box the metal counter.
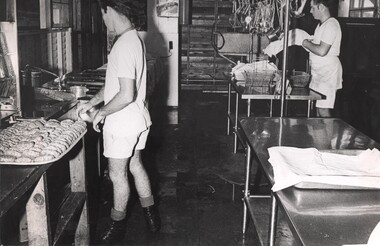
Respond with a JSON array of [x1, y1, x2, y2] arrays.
[[227, 76, 325, 153], [239, 117, 380, 246]]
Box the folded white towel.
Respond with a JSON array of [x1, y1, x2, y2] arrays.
[[268, 147, 380, 191]]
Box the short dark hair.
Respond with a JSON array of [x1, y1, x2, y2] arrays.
[[97, 0, 139, 21], [312, 0, 339, 17]]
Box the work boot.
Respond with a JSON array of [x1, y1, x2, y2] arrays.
[[143, 205, 161, 232], [97, 219, 126, 244]]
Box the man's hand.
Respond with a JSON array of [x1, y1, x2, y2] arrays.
[[302, 39, 313, 50], [92, 109, 106, 133], [77, 101, 94, 115]]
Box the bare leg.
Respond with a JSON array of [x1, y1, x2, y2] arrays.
[[108, 157, 130, 212], [129, 150, 152, 199], [98, 158, 130, 244], [129, 150, 160, 232], [317, 108, 331, 118]]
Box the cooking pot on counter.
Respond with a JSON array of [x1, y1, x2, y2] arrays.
[[70, 86, 89, 98]]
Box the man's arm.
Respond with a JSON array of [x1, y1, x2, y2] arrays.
[[302, 39, 331, 57], [92, 77, 135, 132], [89, 86, 105, 107], [77, 86, 105, 114]]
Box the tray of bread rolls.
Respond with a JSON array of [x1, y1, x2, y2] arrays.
[[0, 119, 87, 165]]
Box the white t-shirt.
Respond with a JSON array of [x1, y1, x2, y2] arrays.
[[309, 18, 342, 63], [103, 29, 152, 135]]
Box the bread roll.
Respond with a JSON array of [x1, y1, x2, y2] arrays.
[[34, 155, 55, 162], [15, 141, 34, 150], [15, 157, 33, 163], [23, 150, 41, 158], [41, 149, 60, 158], [0, 155, 16, 162], [4, 150, 22, 158]]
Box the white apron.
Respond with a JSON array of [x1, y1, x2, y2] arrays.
[[309, 56, 343, 97]]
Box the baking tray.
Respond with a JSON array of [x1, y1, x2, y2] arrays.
[[0, 130, 87, 166], [281, 186, 380, 214], [294, 149, 380, 190]]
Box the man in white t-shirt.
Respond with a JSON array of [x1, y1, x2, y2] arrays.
[[302, 0, 342, 117], [78, 0, 160, 244]]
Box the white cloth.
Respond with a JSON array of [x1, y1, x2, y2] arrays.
[[268, 147, 380, 192], [263, 29, 311, 57], [103, 29, 152, 136]]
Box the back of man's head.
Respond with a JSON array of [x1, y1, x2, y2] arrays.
[[312, 0, 339, 17], [98, 0, 141, 21]]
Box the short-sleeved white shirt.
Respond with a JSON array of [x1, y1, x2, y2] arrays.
[[103, 29, 152, 136], [309, 18, 341, 63]]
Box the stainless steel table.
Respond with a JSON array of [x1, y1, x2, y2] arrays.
[[227, 78, 325, 153], [239, 117, 380, 246]]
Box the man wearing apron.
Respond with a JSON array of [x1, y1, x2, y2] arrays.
[[302, 0, 342, 117]]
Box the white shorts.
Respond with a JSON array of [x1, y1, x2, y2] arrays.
[[103, 128, 149, 159], [316, 90, 336, 109]]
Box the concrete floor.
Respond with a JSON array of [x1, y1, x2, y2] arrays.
[[89, 91, 297, 245]]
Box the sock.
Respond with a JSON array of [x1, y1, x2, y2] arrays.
[[139, 195, 154, 208], [111, 208, 126, 221]]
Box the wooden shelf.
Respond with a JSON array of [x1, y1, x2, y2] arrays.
[[53, 192, 86, 245]]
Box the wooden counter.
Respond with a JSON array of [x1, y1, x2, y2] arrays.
[[0, 105, 90, 245]]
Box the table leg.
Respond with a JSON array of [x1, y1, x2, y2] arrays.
[[97, 137, 102, 176], [227, 81, 231, 135], [270, 100, 273, 117], [69, 139, 90, 245], [307, 100, 311, 118], [26, 173, 51, 246], [268, 195, 278, 246], [233, 92, 239, 153], [242, 146, 252, 234], [247, 99, 251, 117]]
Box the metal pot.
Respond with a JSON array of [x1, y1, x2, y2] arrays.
[[70, 86, 88, 98]]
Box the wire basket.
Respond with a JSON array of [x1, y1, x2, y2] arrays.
[[243, 70, 275, 86], [243, 70, 276, 94], [289, 71, 311, 88]]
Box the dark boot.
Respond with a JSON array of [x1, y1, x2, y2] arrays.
[[143, 205, 161, 232], [97, 219, 126, 244]]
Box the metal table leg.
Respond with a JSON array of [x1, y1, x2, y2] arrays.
[[268, 195, 278, 246], [242, 146, 251, 234], [247, 99, 251, 117], [227, 81, 231, 135], [233, 92, 239, 153], [270, 100, 273, 117]]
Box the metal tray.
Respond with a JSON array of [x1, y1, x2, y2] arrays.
[[294, 182, 379, 190], [0, 130, 86, 166]]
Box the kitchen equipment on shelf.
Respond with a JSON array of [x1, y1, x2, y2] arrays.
[[70, 86, 89, 99]]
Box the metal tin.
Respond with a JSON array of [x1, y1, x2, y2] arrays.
[[70, 86, 88, 98]]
